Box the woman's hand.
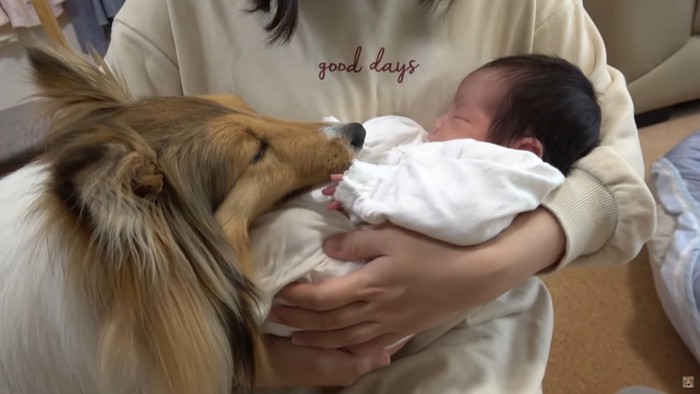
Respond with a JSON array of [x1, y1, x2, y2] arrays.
[[254, 335, 391, 388], [269, 208, 565, 352]]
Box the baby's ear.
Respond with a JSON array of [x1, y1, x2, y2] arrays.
[[512, 137, 544, 158]]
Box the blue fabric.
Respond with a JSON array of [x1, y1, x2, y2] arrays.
[[65, 0, 125, 55], [650, 131, 700, 362], [664, 132, 700, 202], [90, 0, 125, 26], [662, 131, 700, 302], [100, 0, 125, 18]]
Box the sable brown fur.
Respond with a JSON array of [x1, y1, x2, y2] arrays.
[[19, 46, 358, 393]]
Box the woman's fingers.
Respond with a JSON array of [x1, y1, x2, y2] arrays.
[[343, 333, 410, 357], [302, 344, 388, 386], [271, 301, 371, 331], [323, 228, 389, 261], [257, 336, 390, 388], [277, 271, 372, 311], [291, 322, 383, 348]]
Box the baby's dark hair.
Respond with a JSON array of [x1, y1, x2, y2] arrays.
[[479, 55, 601, 175]]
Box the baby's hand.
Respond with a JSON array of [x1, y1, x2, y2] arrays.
[[322, 174, 344, 196], [323, 174, 344, 212]]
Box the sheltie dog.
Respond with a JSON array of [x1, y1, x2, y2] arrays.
[[0, 46, 365, 394]]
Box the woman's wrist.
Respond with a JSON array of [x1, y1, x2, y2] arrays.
[[467, 208, 566, 284], [440, 208, 565, 312], [497, 208, 565, 277]]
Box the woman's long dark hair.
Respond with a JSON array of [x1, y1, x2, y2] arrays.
[[248, 0, 451, 44]]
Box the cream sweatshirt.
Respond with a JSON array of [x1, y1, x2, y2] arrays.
[[105, 0, 656, 269]]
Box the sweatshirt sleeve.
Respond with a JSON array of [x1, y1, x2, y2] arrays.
[[533, 1, 656, 271], [103, 0, 182, 97], [334, 141, 565, 246]]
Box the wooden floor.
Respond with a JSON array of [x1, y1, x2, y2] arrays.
[[543, 102, 700, 394]]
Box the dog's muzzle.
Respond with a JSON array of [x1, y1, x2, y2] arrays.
[[323, 122, 367, 150]]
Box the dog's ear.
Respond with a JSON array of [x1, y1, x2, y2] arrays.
[[26, 46, 131, 111], [45, 123, 164, 233]]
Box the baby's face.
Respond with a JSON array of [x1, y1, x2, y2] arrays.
[[429, 69, 503, 143]]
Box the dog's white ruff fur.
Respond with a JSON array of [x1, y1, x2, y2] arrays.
[[0, 164, 106, 394]]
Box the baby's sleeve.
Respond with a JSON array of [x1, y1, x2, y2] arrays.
[[335, 140, 565, 245]]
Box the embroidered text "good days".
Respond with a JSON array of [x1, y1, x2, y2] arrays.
[[318, 47, 420, 83]]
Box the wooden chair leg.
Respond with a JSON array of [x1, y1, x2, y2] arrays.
[[29, 0, 69, 49]]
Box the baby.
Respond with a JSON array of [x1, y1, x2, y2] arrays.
[[250, 54, 601, 337]]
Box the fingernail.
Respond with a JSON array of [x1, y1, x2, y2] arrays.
[[323, 236, 341, 254], [373, 352, 391, 368]]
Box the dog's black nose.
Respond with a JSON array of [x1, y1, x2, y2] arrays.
[[347, 122, 366, 149]]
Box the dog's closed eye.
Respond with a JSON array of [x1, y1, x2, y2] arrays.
[[251, 140, 268, 164]]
